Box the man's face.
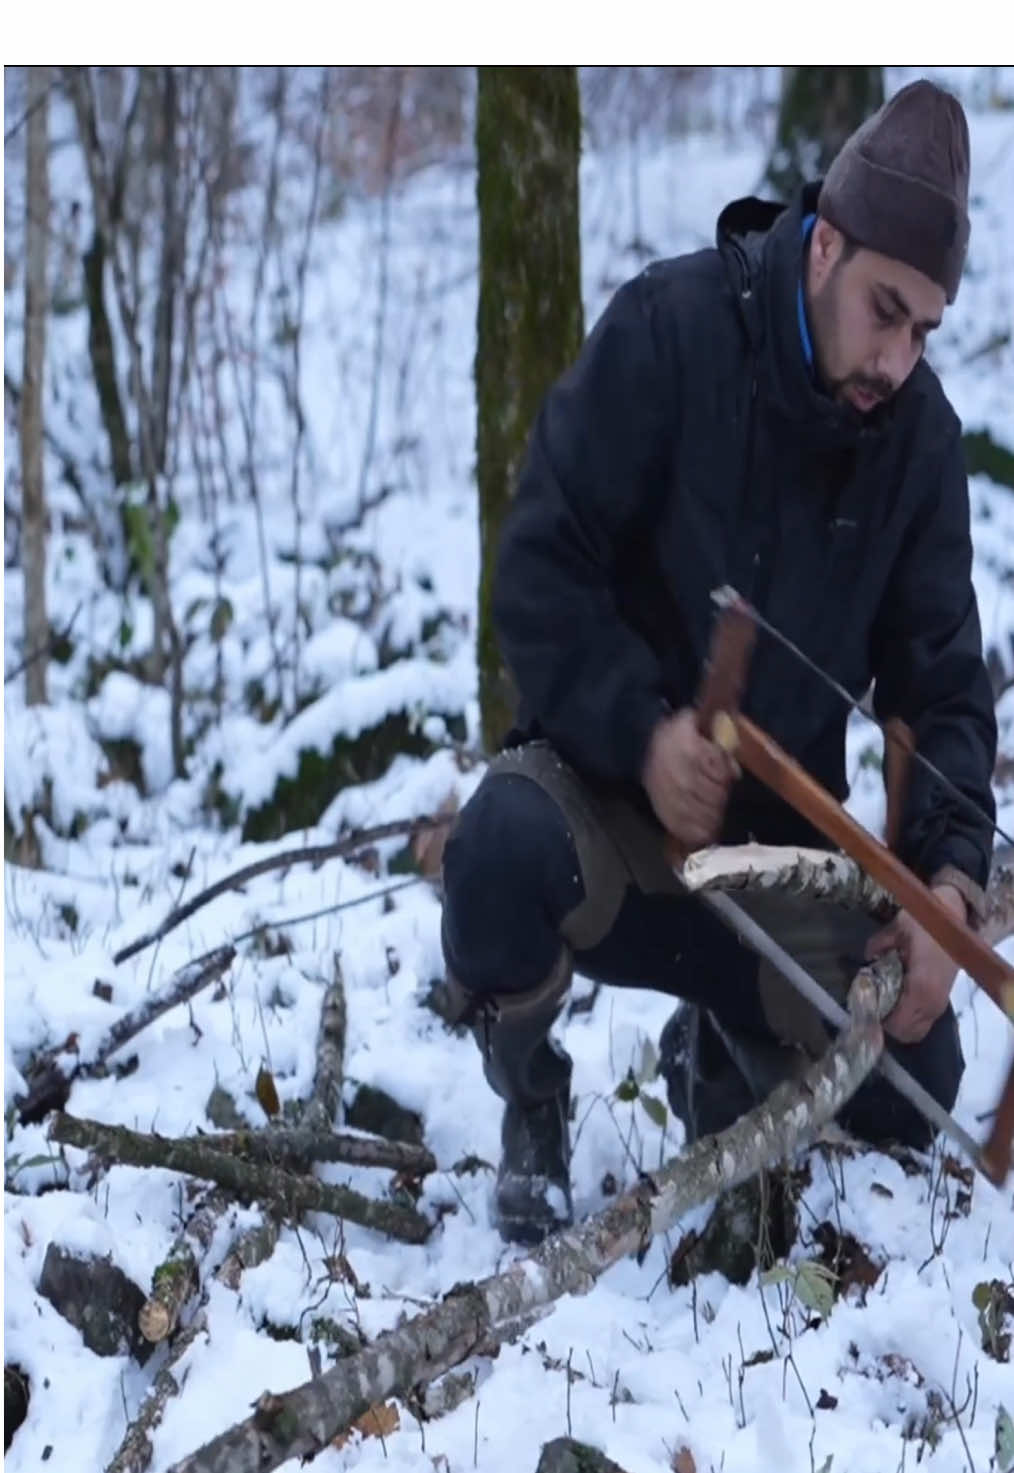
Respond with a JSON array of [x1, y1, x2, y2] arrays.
[[806, 219, 947, 413]]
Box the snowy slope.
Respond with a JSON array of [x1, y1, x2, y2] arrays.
[[4, 68, 1014, 1473]]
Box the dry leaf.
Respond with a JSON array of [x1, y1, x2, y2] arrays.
[[672, 1449, 697, 1473], [333, 1400, 400, 1448], [255, 1063, 280, 1119], [412, 794, 459, 879], [322, 1253, 361, 1293]]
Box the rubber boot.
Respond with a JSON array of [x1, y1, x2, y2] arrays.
[[446, 948, 573, 1245]]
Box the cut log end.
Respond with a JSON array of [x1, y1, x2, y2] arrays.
[[139, 1299, 172, 1343]]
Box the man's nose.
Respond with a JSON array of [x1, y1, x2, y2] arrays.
[[877, 332, 917, 387]]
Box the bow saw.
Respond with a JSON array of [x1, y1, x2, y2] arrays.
[[669, 586, 1014, 1187]]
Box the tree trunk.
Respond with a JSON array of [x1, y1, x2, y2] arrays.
[[475, 66, 584, 751], [83, 234, 134, 488], [21, 65, 50, 708], [151, 65, 179, 476], [765, 66, 884, 200]]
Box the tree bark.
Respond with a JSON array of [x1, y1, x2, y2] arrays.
[[682, 842, 1014, 948], [139, 1189, 227, 1344], [83, 231, 134, 489], [475, 66, 583, 751], [300, 955, 346, 1132], [165, 956, 900, 1473], [17, 946, 236, 1126], [108, 1199, 284, 1472], [765, 66, 884, 200], [89, 945, 235, 1071], [105, 1313, 207, 1473], [213, 1216, 279, 1292], [151, 66, 178, 475], [49, 1112, 432, 1245], [206, 1125, 435, 1178], [21, 65, 50, 708]]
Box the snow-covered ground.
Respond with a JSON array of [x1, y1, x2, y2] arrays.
[[4, 68, 1014, 1473]]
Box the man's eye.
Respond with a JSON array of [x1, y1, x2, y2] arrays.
[[873, 299, 894, 325]]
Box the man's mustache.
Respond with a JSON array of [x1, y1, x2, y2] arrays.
[[844, 372, 895, 404]]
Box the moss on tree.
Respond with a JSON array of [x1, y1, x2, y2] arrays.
[[475, 66, 584, 752]]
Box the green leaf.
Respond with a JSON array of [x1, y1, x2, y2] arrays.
[[638, 1093, 667, 1129], [12, 1153, 59, 1174], [971, 1280, 993, 1312], [615, 1073, 639, 1104], [793, 1259, 837, 1321], [210, 597, 234, 643], [760, 1265, 794, 1290], [638, 1035, 659, 1084], [996, 1405, 1014, 1472]]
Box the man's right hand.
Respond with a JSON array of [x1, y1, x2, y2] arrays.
[[642, 707, 737, 851]]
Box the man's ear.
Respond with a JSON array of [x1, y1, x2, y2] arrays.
[[810, 216, 843, 287]]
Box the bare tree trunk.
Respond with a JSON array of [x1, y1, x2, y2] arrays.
[[151, 65, 179, 476], [475, 66, 584, 751], [764, 66, 884, 200], [21, 65, 50, 708], [68, 66, 187, 777]]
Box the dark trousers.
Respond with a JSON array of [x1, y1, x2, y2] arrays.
[[441, 748, 964, 1151]]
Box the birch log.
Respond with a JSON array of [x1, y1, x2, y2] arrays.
[[682, 843, 1014, 949], [105, 1314, 207, 1473], [165, 956, 900, 1473], [139, 1191, 228, 1344], [213, 1216, 280, 1292], [299, 956, 346, 1132]]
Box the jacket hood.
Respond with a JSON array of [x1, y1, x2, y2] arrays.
[[717, 183, 896, 452]]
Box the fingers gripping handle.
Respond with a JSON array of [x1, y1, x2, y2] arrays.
[[695, 588, 757, 748]]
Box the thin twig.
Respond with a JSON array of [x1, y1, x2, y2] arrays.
[[112, 814, 454, 965]]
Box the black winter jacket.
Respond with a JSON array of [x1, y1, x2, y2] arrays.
[[493, 185, 997, 892]]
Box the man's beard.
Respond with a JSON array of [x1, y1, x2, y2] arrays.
[[829, 370, 895, 407], [809, 270, 896, 409]]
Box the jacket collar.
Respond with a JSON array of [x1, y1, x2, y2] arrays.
[[717, 185, 895, 452]]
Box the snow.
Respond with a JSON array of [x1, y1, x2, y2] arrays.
[[4, 67, 1014, 1473]]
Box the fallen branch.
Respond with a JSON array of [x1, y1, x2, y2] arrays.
[[213, 1216, 280, 1292], [91, 947, 236, 1071], [113, 815, 455, 965], [140, 1190, 228, 1344], [300, 956, 346, 1132], [105, 1312, 207, 1473], [50, 1113, 431, 1246], [202, 1126, 435, 1178], [165, 956, 900, 1473], [17, 947, 235, 1125]]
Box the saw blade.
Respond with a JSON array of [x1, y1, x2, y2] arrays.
[[699, 888, 986, 1173]]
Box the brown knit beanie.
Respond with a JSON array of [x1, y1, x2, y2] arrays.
[[817, 79, 970, 303]]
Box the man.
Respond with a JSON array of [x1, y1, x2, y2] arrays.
[[441, 79, 998, 1245]]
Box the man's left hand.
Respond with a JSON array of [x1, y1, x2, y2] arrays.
[[864, 884, 967, 1044]]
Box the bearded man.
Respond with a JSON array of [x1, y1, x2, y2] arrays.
[[441, 79, 997, 1245]]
